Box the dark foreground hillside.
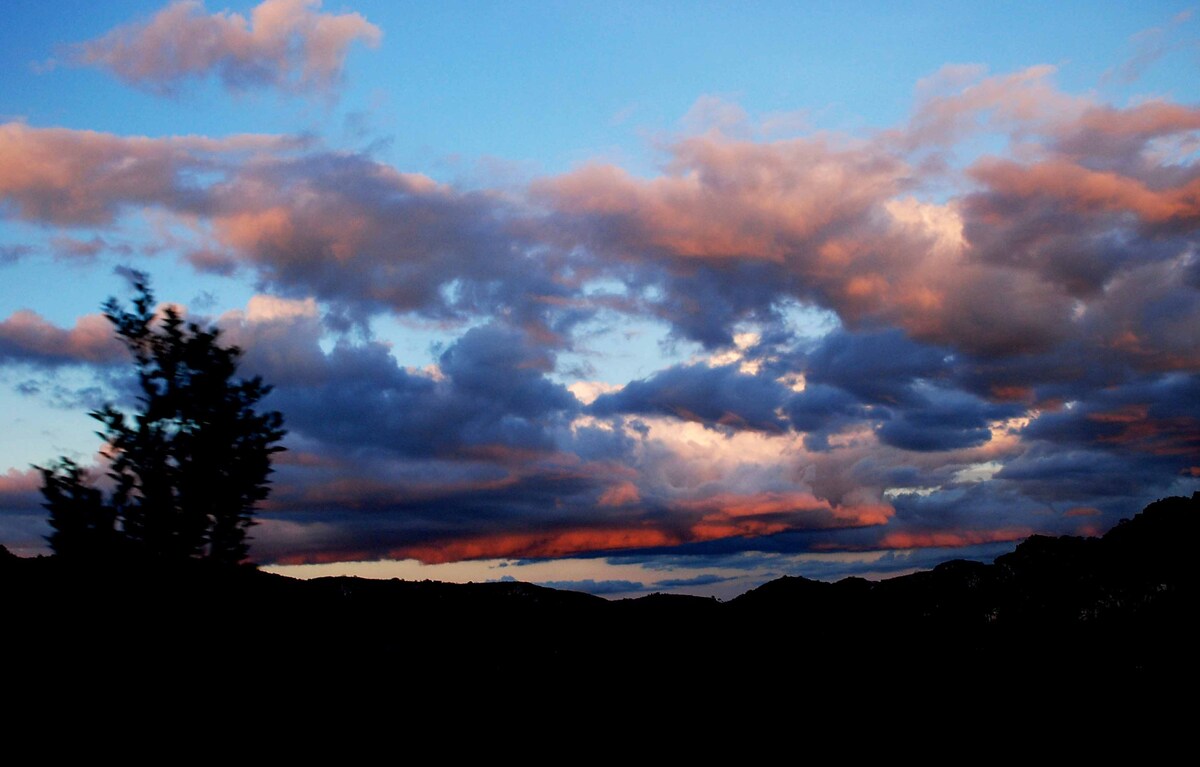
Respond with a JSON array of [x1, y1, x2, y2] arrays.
[[3, 493, 1197, 692]]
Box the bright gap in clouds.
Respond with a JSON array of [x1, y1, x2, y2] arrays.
[[263, 540, 1023, 601]]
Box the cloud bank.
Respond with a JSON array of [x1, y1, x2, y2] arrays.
[[1, 61, 1197, 575]]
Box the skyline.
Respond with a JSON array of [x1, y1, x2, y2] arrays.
[[1, 1, 1198, 599]]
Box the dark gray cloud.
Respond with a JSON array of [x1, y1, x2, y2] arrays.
[[876, 385, 1023, 452], [783, 384, 873, 451], [652, 573, 734, 589], [1007, 373, 1200, 503], [522, 573, 735, 596], [590, 361, 789, 433], [270, 323, 579, 460], [0, 244, 34, 264], [995, 447, 1156, 503], [531, 578, 645, 595], [803, 328, 949, 404], [643, 260, 795, 349]]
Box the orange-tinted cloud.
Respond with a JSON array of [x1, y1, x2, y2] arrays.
[[72, 0, 381, 96], [392, 526, 680, 564], [675, 491, 891, 525], [386, 494, 894, 564], [263, 482, 899, 566], [682, 492, 892, 542], [878, 527, 1031, 550]]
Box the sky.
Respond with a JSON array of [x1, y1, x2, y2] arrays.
[[1, 1, 1198, 600]]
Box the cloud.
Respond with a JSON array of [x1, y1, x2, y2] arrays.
[[877, 526, 1030, 550], [597, 481, 640, 507], [536, 74, 1199, 370], [0, 121, 299, 226], [1103, 10, 1196, 85], [590, 361, 790, 433], [968, 155, 1200, 232], [651, 573, 733, 589], [50, 235, 133, 261], [0, 469, 49, 556], [0, 468, 41, 499], [71, 0, 381, 97], [802, 328, 948, 404], [1020, 374, 1200, 462], [875, 384, 1023, 453], [671, 490, 891, 541], [535, 127, 1074, 357], [533, 134, 910, 346], [0, 244, 35, 264], [904, 64, 1089, 147], [531, 572, 735, 596], [783, 383, 872, 450], [0, 310, 126, 367], [533, 578, 647, 596], [0, 123, 577, 336], [4, 63, 1199, 573], [268, 322, 579, 460], [203, 151, 576, 330]]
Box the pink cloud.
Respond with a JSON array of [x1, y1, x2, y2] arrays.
[[537, 73, 1200, 364], [969, 157, 1200, 227], [72, 0, 381, 96], [0, 121, 297, 225], [0, 468, 41, 497], [536, 129, 1079, 356], [0, 310, 126, 366], [903, 64, 1090, 147], [536, 134, 907, 264]]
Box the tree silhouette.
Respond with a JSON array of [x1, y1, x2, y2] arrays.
[[39, 458, 119, 560], [38, 274, 286, 564]]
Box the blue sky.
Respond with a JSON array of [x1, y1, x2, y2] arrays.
[[1, 1, 1198, 599]]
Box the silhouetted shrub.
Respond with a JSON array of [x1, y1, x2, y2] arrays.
[[38, 274, 285, 564]]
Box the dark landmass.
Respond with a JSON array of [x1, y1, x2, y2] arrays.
[[4, 493, 1197, 691]]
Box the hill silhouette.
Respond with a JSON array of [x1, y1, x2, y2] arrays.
[[4, 493, 1197, 691]]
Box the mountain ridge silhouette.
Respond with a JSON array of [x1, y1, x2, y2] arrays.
[[4, 492, 1196, 689]]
